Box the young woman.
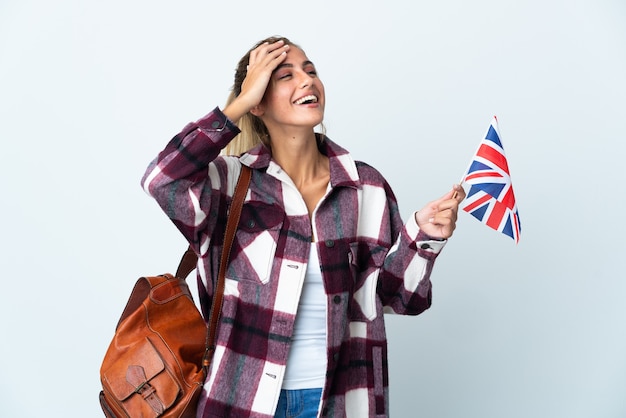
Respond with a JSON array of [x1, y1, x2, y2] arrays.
[[142, 36, 465, 418]]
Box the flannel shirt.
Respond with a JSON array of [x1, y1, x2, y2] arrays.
[[141, 107, 447, 418]]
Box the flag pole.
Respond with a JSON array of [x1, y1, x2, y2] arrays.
[[453, 162, 471, 199], [453, 115, 498, 199], [453, 148, 476, 200]]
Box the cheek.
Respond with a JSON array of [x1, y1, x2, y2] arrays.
[[261, 80, 280, 101], [316, 81, 326, 100], [264, 85, 290, 107]]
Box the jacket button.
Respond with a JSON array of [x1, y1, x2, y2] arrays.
[[420, 243, 431, 250], [325, 239, 335, 247], [211, 120, 221, 128], [333, 295, 341, 304]]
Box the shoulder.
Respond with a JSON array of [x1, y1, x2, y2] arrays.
[[355, 160, 391, 187], [322, 137, 394, 195], [355, 160, 400, 206]]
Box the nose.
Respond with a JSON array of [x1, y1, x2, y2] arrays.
[[299, 71, 313, 89]]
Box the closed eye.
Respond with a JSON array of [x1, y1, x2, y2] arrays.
[[274, 60, 318, 79]]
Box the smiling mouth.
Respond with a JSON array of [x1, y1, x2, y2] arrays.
[[294, 95, 318, 105]]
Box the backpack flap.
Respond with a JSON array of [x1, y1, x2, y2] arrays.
[[103, 338, 180, 415]]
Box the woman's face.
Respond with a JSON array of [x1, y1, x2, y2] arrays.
[[257, 47, 325, 132]]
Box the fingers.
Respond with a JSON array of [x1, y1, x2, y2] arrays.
[[430, 204, 457, 227], [431, 214, 457, 238], [248, 40, 289, 72], [232, 41, 290, 117], [432, 185, 466, 238], [416, 209, 456, 239], [415, 184, 466, 239], [429, 186, 463, 217], [439, 184, 466, 212], [428, 203, 458, 239], [451, 183, 466, 203]]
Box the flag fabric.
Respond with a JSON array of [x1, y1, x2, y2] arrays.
[[460, 117, 521, 243]]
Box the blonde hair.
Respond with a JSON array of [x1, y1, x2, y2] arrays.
[[222, 36, 325, 156]]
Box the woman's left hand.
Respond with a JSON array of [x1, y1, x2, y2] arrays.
[[415, 184, 466, 239]]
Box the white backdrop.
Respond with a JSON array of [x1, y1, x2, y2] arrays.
[[1, 0, 625, 417]]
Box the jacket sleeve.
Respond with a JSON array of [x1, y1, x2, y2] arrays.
[[376, 180, 447, 316], [140, 107, 242, 254]]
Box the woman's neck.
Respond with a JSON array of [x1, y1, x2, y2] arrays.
[[269, 129, 330, 220], [269, 130, 326, 187]]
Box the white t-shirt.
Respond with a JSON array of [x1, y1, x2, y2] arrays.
[[282, 245, 328, 389]]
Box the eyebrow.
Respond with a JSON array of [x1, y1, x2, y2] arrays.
[[274, 60, 315, 71]]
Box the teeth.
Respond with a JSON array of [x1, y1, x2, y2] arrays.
[[294, 95, 318, 105]]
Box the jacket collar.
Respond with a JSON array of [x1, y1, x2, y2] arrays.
[[239, 134, 361, 189]]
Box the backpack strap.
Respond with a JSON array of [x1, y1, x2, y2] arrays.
[[204, 165, 251, 368], [171, 165, 252, 371], [175, 165, 252, 280]]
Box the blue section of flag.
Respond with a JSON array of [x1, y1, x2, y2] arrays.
[[470, 203, 489, 222], [485, 125, 502, 147], [469, 160, 493, 172]]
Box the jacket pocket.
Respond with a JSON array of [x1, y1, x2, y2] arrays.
[[226, 202, 284, 285], [348, 242, 387, 321]]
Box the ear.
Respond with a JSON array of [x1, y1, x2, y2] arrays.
[[250, 104, 265, 117]]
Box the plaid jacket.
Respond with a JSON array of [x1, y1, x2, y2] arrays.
[[141, 108, 447, 417]]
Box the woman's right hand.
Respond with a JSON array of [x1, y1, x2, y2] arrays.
[[223, 40, 290, 123]]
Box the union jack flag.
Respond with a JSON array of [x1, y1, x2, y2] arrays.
[[460, 117, 521, 243]]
